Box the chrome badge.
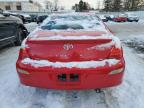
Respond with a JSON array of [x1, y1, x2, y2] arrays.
[[63, 44, 74, 50]]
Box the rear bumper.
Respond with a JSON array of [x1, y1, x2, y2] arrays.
[[16, 59, 125, 90]]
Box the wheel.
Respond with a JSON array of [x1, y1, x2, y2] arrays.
[[95, 89, 102, 93], [128, 20, 132, 22], [37, 21, 39, 24], [135, 20, 139, 22], [15, 28, 24, 46]]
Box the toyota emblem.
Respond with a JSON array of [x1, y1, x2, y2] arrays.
[[63, 44, 74, 50]]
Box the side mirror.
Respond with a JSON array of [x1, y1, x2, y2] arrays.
[[3, 13, 10, 17]]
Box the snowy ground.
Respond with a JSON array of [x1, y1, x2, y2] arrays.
[[0, 22, 144, 108]]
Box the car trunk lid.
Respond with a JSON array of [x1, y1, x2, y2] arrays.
[[26, 30, 115, 62]]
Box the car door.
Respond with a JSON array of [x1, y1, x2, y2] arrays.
[[0, 14, 18, 46]]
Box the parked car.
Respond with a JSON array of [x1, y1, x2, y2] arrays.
[[16, 13, 125, 90], [20, 14, 32, 23], [126, 13, 139, 22], [113, 14, 127, 22], [30, 14, 38, 22], [8, 12, 25, 23], [36, 15, 48, 24], [98, 15, 108, 22], [8, 12, 25, 24], [105, 15, 114, 21], [0, 11, 28, 48]]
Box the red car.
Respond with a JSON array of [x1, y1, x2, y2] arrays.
[[113, 14, 127, 22], [16, 13, 125, 90]]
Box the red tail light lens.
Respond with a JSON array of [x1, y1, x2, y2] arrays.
[[18, 48, 29, 60], [109, 47, 122, 59]]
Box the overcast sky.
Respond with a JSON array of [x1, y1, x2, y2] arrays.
[[0, 0, 104, 9]]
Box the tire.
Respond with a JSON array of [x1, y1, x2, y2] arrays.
[[15, 28, 24, 46]]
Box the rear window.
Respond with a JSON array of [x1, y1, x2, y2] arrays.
[[41, 23, 84, 30], [40, 14, 105, 31], [50, 15, 97, 21]]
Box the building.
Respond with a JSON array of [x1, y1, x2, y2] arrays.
[[0, 0, 42, 12]]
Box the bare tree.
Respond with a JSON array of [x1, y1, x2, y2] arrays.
[[104, 0, 113, 12], [97, 0, 100, 10], [113, 0, 122, 12], [72, 0, 91, 12], [53, 0, 59, 11], [123, 0, 143, 11], [45, 0, 54, 12], [131, 0, 142, 10]]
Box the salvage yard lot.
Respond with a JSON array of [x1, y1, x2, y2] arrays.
[[0, 21, 144, 108]]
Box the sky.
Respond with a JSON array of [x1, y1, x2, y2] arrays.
[[0, 0, 104, 9]]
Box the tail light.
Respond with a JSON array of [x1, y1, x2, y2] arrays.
[[109, 47, 122, 59], [17, 68, 30, 75], [109, 67, 124, 75], [18, 48, 29, 60]]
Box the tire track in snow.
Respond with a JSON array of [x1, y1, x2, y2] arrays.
[[28, 88, 48, 108], [63, 91, 82, 108], [103, 89, 120, 108], [63, 90, 120, 108], [28, 89, 65, 108], [80, 90, 108, 108]]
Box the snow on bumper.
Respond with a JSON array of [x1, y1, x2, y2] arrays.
[[21, 58, 120, 69], [16, 58, 125, 90]]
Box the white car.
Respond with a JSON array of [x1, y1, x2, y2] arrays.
[[127, 13, 139, 22]]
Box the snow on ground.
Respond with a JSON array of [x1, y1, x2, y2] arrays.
[[0, 22, 144, 108], [124, 37, 144, 60], [25, 22, 38, 32], [104, 47, 144, 108]]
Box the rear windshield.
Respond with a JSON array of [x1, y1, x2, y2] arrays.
[[40, 14, 104, 31], [41, 23, 84, 30]]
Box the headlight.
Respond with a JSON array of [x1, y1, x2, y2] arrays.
[[109, 68, 124, 75], [17, 68, 30, 75]]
